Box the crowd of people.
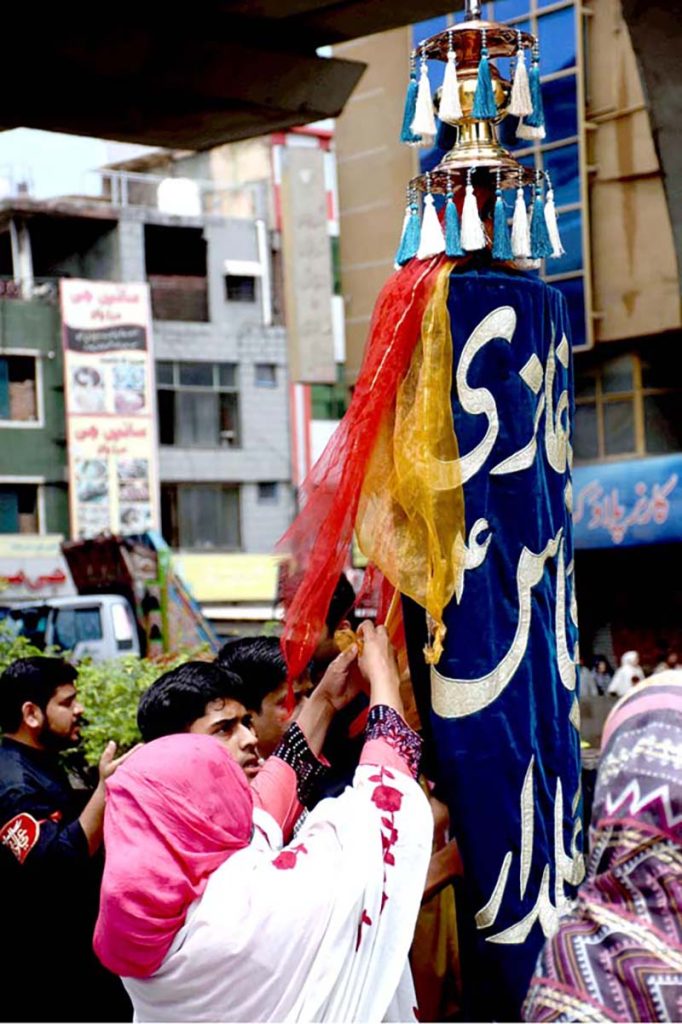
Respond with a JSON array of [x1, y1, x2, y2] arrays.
[[1, 602, 682, 1022], [580, 648, 680, 698]]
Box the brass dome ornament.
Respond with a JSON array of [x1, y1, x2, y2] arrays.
[[395, 0, 563, 268]]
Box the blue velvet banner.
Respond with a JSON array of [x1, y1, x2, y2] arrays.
[[420, 268, 582, 1019]]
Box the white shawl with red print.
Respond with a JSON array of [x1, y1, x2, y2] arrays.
[[123, 763, 432, 1023]]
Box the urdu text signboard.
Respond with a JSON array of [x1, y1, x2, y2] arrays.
[[573, 454, 682, 548], [60, 281, 160, 540]]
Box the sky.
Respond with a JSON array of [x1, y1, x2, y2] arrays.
[[0, 129, 156, 200]]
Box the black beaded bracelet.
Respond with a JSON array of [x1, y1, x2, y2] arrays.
[[365, 704, 422, 779]]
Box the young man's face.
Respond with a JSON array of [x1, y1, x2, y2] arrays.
[[253, 677, 312, 760], [189, 698, 260, 780], [41, 683, 84, 750]]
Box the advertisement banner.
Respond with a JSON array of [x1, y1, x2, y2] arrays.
[[60, 281, 160, 539], [573, 453, 682, 548]]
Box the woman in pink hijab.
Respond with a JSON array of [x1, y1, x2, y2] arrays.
[[94, 622, 433, 1023]]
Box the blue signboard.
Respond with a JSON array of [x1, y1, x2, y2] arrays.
[[573, 454, 682, 549]]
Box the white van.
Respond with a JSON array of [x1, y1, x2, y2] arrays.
[[0, 595, 141, 662]]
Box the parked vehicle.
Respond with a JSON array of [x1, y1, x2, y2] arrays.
[[0, 532, 217, 661]]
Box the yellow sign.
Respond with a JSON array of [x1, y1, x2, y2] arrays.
[[175, 554, 281, 603]]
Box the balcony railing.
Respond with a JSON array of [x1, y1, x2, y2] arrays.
[[100, 169, 267, 221]]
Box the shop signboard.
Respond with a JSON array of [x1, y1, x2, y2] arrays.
[[573, 453, 682, 548], [60, 281, 160, 539]]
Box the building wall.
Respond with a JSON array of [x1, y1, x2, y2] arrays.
[[113, 200, 293, 554], [333, 28, 417, 383], [588, 0, 681, 343], [0, 298, 68, 534]]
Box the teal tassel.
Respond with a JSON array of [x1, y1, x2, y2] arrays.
[[400, 72, 422, 144], [396, 202, 421, 265], [492, 191, 513, 260], [445, 193, 464, 256], [525, 61, 545, 129], [472, 47, 498, 120], [530, 193, 553, 259]]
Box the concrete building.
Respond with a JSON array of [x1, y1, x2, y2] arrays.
[[334, 0, 682, 668], [0, 133, 344, 631]]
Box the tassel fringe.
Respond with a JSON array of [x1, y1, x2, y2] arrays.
[[395, 200, 421, 265], [461, 184, 486, 251], [544, 189, 565, 258], [511, 186, 530, 258], [417, 193, 445, 259], [472, 47, 498, 120], [445, 192, 464, 256], [524, 60, 546, 135], [440, 50, 463, 122], [400, 71, 422, 145], [509, 51, 532, 118], [412, 61, 437, 143], [492, 192, 514, 260], [530, 192, 553, 259]]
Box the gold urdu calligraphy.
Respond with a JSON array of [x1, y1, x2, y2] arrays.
[[475, 758, 585, 945], [456, 307, 516, 485], [453, 518, 492, 603], [431, 529, 563, 717]]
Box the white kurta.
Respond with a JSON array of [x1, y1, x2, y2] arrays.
[[124, 764, 432, 1023]]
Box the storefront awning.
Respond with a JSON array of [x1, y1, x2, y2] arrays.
[[573, 453, 682, 549]]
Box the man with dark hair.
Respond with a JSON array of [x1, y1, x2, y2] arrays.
[[216, 636, 312, 759], [0, 656, 131, 1022], [137, 661, 260, 779]]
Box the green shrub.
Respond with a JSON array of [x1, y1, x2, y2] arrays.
[[0, 625, 211, 765]]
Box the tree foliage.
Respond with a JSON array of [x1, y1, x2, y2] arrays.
[[0, 624, 210, 764]]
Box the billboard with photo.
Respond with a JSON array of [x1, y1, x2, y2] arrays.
[[60, 281, 160, 539]]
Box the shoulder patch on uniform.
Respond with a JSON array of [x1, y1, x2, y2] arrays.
[[0, 812, 41, 864]]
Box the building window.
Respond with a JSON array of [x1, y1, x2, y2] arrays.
[[0, 354, 39, 425], [157, 361, 240, 448], [161, 483, 241, 551], [312, 365, 349, 420], [225, 275, 257, 303], [574, 351, 682, 463], [0, 484, 39, 533], [257, 482, 278, 504], [254, 363, 277, 388]]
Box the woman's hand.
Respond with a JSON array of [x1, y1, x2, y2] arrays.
[[357, 621, 403, 714]]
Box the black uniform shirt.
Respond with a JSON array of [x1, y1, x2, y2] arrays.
[[0, 737, 130, 1022]]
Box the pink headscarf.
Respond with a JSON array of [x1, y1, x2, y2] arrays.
[[94, 733, 253, 978]]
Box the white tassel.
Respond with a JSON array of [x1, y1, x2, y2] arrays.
[[511, 186, 530, 258], [417, 193, 445, 259], [461, 184, 486, 251], [509, 52, 532, 118], [544, 189, 565, 257], [411, 62, 437, 142], [439, 51, 463, 122], [516, 120, 546, 141]]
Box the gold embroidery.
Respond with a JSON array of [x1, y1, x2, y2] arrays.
[[456, 306, 516, 485], [490, 394, 546, 477], [556, 333, 570, 368], [569, 696, 581, 731], [520, 756, 535, 898], [475, 850, 513, 929], [543, 333, 570, 475], [556, 540, 577, 693], [432, 529, 562, 718], [519, 353, 544, 394], [453, 518, 492, 603]]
